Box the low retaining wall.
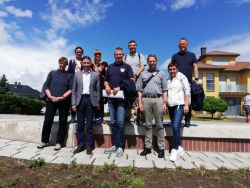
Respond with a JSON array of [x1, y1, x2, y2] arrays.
[[0, 115, 249, 152]]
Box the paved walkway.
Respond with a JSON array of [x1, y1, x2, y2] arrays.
[[0, 138, 249, 170]]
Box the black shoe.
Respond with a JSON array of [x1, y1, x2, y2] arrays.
[[140, 148, 151, 156], [158, 149, 165, 158], [73, 147, 85, 154], [86, 149, 92, 155], [184, 122, 190, 127]]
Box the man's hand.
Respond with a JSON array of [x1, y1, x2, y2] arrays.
[[138, 103, 143, 112], [113, 87, 120, 95], [162, 103, 167, 113], [184, 105, 189, 114], [105, 87, 111, 96], [72, 105, 77, 112]]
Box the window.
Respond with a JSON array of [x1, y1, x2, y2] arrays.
[[206, 73, 214, 91], [198, 73, 203, 85]]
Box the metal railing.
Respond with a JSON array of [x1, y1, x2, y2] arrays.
[[219, 84, 247, 93]]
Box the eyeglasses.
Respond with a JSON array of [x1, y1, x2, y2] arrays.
[[82, 62, 91, 65]]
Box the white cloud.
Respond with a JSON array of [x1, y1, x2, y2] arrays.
[[231, 0, 250, 4], [5, 6, 32, 17], [192, 33, 250, 61], [0, 0, 12, 5], [170, 0, 196, 11], [0, 10, 7, 17], [42, 0, 113, 41], [0, 19, 11, 44], [0, 42, 72, 90], [155, 3, 167, 11], [160, 33, 250, 72]]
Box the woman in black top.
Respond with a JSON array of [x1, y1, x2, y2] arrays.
[[38, 57, 73, 150]]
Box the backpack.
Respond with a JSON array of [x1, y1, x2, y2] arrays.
[[191, 81, 205, 111], [124, 53, 141, 63]]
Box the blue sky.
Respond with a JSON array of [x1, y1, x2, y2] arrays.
[[0, 0, 250, 90]]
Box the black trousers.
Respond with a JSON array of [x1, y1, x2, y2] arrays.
[[41, 99, 70, 145]]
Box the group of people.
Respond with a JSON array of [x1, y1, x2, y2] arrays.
[[38, 38, 199, 162]]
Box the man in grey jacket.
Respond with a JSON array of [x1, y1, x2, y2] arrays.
[[71, 56, 100, 155]]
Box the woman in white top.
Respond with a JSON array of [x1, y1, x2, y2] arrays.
[[243, 93, 250, 123], [167, 62, 190, 162]]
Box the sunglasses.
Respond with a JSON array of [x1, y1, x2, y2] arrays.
[[82, 62, 91, 65]]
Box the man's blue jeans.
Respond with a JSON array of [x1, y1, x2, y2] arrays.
[[168, 105, 184, 150], [108, 98, 126, 148]]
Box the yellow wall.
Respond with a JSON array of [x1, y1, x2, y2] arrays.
[[203, 56, 236, 65]]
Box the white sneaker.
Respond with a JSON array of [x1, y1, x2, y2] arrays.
[[54, 143, 61, 151], [37, 142, 48, 149], [116, 147, 123, 158], [169, 149, 178, 162], [104, 146, 116, 154], [178, 146, 185, 156]]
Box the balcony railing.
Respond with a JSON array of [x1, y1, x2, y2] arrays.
[[219, 84, 247, 93]]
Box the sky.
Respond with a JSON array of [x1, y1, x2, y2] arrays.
[[1, 0, 250, 90]]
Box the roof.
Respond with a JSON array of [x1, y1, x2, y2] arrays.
[[198, 62, 250, 71], [204, 51, 240, 57], [9, 84, 40, 98]]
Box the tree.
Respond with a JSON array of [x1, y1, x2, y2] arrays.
[[0, 74, 9, 94], [203, 97, 228, 119]]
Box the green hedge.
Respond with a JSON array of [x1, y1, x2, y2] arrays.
[[0, 93, 45, 115]]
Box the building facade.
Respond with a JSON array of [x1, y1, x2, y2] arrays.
[[198, 48, 250, 116]]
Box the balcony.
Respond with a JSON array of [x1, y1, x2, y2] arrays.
[[219, 84, 247, 93]]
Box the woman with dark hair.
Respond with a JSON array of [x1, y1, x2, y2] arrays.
[[38, 57, 73, 150], [167, 62, 190, 162]]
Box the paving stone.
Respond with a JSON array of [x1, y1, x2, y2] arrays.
[[182, 156, 204, 163], [203, 152, 221, 158], [92, 148, 106, 154], [230, 161, 250, 169], [92, 153, 110, 159], [124, 149, 138, 156], [212, 161, 238, 169], [146, 153, 161, 160], [154, 158, 170, 169], [114, 159, 133, 167], [134, 159, 154, 168], [51, 156, 75, 164], [0, 143, 10, 149], [219, 152, 239, 159], [73, 152, 92, 160], [56, 148, 74, 157], [21, 143, 40, 150], [235, 153, 250, 158], [193, 161, 218, 170], [93, 158, 114, 166], [11, 150, 39, 160], [35, 146, 59, 156], [74, 157, 95, 165], [0, 148, 20, 157], [0, 139, 12, 143], [109, 153, 128, 160], [32, 153, 57, 163], [199, 156, 223, 163], [165, 160, 177, 169], [127, 154, 144, 160], [186, 152, 207, 158], [174, 160, 196, 169]]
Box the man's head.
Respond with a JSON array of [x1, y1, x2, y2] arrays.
[[81, 56, 92, 72], [128, 40, 137, 54], [178, 38, 188, 53], [94, 49, 102, 63], [114, 47, 124, 64], [58, 57, 68, 71], [147, 54, 157, 70], [75, 46, 84, 59]]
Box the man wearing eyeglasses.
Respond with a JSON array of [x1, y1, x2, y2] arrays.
[[71, 56, 100, 155], [67, 46, 84, 123]]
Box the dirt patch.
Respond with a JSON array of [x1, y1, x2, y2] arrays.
[[0, 157, 249, 188]]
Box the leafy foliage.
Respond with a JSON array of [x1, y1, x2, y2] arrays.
[[0, 93, 44, 115], [203, 97, 228, 118], [0, 74, 9, 94]]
